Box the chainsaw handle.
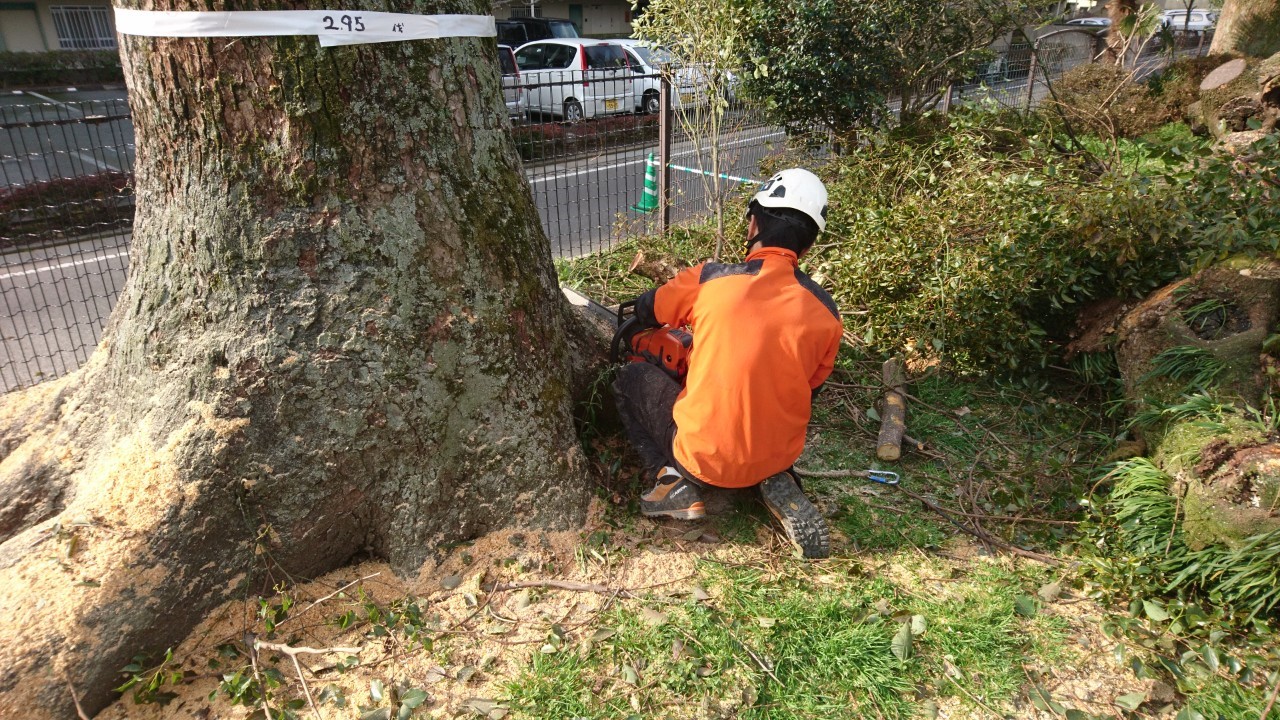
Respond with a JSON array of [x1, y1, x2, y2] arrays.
[[611, 315, 641, 363]]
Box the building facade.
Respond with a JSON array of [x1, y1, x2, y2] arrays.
[[0, 0, 116, 52], [494, 0, 633, 38]]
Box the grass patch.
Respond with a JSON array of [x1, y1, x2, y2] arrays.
[[503, 558, 1072, 719]]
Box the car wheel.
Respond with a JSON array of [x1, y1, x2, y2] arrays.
[[563, 99, 584, 122], [643, 91, 660, 115]]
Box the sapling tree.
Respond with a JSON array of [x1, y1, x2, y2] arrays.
[[632, 0, 749, 258]]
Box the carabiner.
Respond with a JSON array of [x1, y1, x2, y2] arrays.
[[866, 470, 900, 485]]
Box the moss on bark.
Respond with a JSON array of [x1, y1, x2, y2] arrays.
[[0, 0, 599, 716]]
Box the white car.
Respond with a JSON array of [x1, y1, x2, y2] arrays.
[[1161, 9, 1216, 32], [514, 39, 635, 121], [614, 39, 708, 114], [1064, 17, 1111, 28]]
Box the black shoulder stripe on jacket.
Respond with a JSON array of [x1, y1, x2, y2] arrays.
[[794, 269, 840, 321], [699, 259, 764, 284]]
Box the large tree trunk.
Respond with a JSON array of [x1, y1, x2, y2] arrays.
[[1105, 0, 1140, 64], [0, 1, 593, 716], [1211, 0, 1280, 57]]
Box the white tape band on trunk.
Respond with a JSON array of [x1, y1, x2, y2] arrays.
[[113, 8, 495, 46]]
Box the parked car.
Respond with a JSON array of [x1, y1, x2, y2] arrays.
[[1064, 17, 1111, 29], [1161, 9, 1216, 32], [498, 44, 524, 122], [514, 39, 635, 121], [496, 17, 580, 48], [614, 39, 708, 114]]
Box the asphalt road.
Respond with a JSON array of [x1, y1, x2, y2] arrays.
[[530, 121, 786, 258], [0, 89, 135, 186], [0, 103, 783, 391], [0, 234, 128, 391]]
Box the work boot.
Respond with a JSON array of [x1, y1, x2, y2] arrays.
[[640, 467, 706, 520], [759, 470, 830, 559]]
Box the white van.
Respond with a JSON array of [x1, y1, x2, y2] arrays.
[[615, 39, 709, 114], [1161, 9, 1216, 32], [514, 39, 635, 121]]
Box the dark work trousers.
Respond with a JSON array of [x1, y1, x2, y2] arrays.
[[612, 362, 683, 479]]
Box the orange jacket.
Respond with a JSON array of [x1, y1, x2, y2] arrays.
[[635, 247, 843, 488]]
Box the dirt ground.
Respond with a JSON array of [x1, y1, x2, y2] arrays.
[[97, 494, 1160, 720]]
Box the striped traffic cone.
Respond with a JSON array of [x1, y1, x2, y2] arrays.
[[630, 153, 660, 213]]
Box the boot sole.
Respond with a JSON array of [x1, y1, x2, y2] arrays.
[[759, 473, 830, 559], [641, 502, 706, 521]]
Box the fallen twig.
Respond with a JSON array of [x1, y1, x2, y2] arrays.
[[64, 677, 90, 720], [254, 640, 363, 657], [282, 572, 382, 629], [492, 580, 637, 599], [1261, 668, 1280, 720], [246, 633, 278, 720], [894, 485, 1060, 566], [720, 626, 781, 685], [254, 641, 361, 720]]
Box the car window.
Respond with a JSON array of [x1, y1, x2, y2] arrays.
[[545, 44, 576, 69], [584, 44, 626, 70], [515, 45, 545, 70], [516, 43, 575, 70], [496, 22, 527, 46], [498, 47, 517, 75], [624, 49, 646, 72], [548, 20, 578, 38]]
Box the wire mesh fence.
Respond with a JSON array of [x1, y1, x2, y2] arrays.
[[1, 97, 134, 392], [514, 71, 781, 259], [1, 36, 1213, 392]]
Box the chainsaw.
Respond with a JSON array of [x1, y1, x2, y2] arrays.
[[559, 288, 693, 381], [610, 299, 693, 381]]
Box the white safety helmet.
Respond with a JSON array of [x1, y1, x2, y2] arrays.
[[750, 168, 829, 233]]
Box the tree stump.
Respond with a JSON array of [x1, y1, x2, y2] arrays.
[[1116, 259, 1280, 551]]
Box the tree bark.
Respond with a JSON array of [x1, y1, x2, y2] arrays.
[[1105, 0, 1140, 64], [1211, 0, 1280, 57], [0, 1, 593, 716]]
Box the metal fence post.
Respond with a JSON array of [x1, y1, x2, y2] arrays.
[[657, 76, 672, 236], [1024, 39, 1040, 114]]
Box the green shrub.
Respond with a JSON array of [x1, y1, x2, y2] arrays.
[[1049, 62, 1170, 139], [0, 172, 134, 240], [511, 114, 658, 163], [807, 109, 1189, 370], [732, 0, 1019, 136], [1171, 131, 1280, 263], [1146, 55, 1233, 120], [0, 50, 123, 89], [566, 111, 1279, 375]]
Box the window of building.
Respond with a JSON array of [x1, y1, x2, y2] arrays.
[[50, 6, 116, 50]]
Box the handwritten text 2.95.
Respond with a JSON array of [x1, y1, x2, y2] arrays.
[[322, 14, 365, 31]]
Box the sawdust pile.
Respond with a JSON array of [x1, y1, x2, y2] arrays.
[[98, 498, 739, 719]]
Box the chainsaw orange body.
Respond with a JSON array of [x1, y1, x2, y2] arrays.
[[624, 325, 693, 380], [612, 300, 693, 382]]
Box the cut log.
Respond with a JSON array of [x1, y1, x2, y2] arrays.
[[877, 358, 907, 462]]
